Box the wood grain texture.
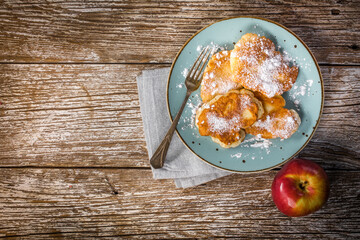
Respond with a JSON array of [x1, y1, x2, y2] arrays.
[[0, 1, 359, 239], [0, 0, 359, 64], [0, 64, 359, 169], [0, 168, 359, 239]]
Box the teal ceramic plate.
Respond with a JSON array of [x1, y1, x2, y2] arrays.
[[167, 17, 323, 173]]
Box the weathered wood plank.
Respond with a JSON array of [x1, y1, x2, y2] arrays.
[[0, 64, 359, 168], [0, 168, 359, 239], [0, 64, 153, 168], [0, 0, 359, 64]]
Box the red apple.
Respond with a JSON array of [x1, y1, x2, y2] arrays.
[[271, 158, 329, 217]]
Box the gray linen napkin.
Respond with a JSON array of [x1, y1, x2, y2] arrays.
[[136, 67, 231, 188]]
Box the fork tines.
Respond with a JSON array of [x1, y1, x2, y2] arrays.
[[187, 46, 214, 82]]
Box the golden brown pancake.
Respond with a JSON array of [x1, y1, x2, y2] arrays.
[[246, 108, 301, 139], [196, 89, 264, 148], [230, 33, 299, 98], [247, 92, 301, 139], [201, 50, 242, 103]]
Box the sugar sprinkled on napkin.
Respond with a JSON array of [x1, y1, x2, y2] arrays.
[[136, 67, 231, 188]]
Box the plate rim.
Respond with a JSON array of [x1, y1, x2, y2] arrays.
[[166, 16, 324, 173]]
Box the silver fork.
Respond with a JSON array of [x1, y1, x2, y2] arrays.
[[150, 46, 213, 169]]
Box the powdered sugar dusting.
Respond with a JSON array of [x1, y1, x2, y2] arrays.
[[197, 42, 224, 54], [202, 51, 240, 99], [209, 41, 225, 52], [176, 83, 184, 89], [233, 134, 273, 155], [210, 79, 237, 96], [180, 94, 202, 131], [206, 112, 240, 134], [252, 114, 298, 139], [298, 86, 306, 96], [306, 79, 313, 87], [233, 36, 296, 97], [256, 54, 283, 97], [289, 79, 314, 109], [231, 153, 242, 158], [250, 139, 272, 151], [182, 68, 188, 78]]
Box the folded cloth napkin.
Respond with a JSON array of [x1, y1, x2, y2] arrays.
[[136, 67, 231, 188]]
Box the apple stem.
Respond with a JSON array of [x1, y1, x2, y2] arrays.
[[299, 181, 309, 191]]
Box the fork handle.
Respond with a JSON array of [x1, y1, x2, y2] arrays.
[[150, 91, 191, 169]]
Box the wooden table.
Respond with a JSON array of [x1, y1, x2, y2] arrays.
[[0, 1, 359, 239]]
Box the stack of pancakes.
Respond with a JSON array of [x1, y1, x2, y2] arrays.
[[196, 33, 301, 148]]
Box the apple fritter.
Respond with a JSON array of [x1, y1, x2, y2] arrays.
[[230, 33, 299, 98], [196, 89, 264, 148], [246, 95, 301, 140], [200, 50, 242, 103]]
